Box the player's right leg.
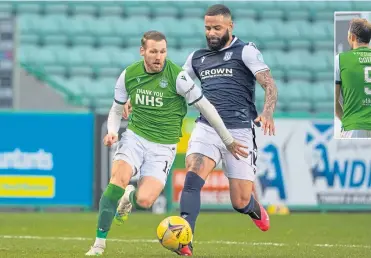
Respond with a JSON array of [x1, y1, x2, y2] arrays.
[[179, 123, 221, 256], [86, 130, 143, 256]]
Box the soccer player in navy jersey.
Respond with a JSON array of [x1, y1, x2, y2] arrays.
[[178, 4, 278, 256]]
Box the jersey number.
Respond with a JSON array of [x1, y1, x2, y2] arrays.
[[364, 66, 371, 95], [163, 161, 170, 175]]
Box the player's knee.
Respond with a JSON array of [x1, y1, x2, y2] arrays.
[[185, 154, 214, 179], [231, 195, 252, 210], [136, 196, 154, 209], [110, 160, 132, 188]]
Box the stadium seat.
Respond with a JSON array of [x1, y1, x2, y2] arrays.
[[351, 2, 371, 12], [60, 15, 95, 37], [313, 10, 334, 21], [167, 48, 188, 66], [179, 7, 205, 18], [68, 2, 97, 16], [152, 5, 179, 18], [97, 2, 124, 17], [306, 52, 328, 73], [19, 44, 38, 64], [0, 3, 13, 13], [94, 77, 116, 97], [70, 35, 95, 47], [262, 52, 278, 70], [14, 2, 42, 14], [326, 1, 353, 12], [42, 34, 69, 46], [313, 39, 333, 51], [225, 2, 257, 20], [64, 76, 90, 96], [251, 21, 277, 41], [84, 47, 111, 68], [42, 2, 68, 14], [283, 82, 312, 111], [299, 1, 328, 11], [287, 39, 312, 52], [260, 9, 284, 21], [274, 21, 302, 41], [233, 18, 257, 39], [90, 17, 116, 37], [298, 21, 330, 41], [19, 33, 39, 45], [97, 36, 123, 48], [18, 14, 40, 35], [104, 46, 138, 68], [112, 17, 149, 38], [178, 37, 206, 49]]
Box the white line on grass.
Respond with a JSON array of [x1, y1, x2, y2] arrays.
[[1, 235, 370, 249]]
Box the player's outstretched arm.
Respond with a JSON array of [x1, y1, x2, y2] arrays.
[[105, 70, 129, 147], [175, 71, 248, 160], [335, 84, 343, 120], [255, 70, 278, 136], [105, 101, 124, 146]]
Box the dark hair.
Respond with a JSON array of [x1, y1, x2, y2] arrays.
[[349, 18, 371, 44], [205, 4, 232, 18], [141, 30, 167, 47]]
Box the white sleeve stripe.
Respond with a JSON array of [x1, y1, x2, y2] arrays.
[[254, 68, 270, 76]]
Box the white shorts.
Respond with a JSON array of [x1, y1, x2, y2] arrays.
[[186, 122, 257, 181], [113, 129, 177, 185], [341, 129, 371, 138]]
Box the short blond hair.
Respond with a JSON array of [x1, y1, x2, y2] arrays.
[[349, 18, 371, 44], [141, 31, 167, 48]]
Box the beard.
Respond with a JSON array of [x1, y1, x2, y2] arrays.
[[206, 30, 230, 51]]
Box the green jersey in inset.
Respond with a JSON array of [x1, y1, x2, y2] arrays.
[[337, 47, 371, 130], [114, 59, 202, 144]]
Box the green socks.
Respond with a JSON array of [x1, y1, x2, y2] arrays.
[[129, 190, 147, 210], [96, 183, 125, 239]]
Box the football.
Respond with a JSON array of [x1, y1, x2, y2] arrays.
[[156, 216, 193, 251]]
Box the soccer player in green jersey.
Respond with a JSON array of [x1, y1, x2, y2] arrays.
[[85, 31, 248, 256], [336, 18, 371, 138]]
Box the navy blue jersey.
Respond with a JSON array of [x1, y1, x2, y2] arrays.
[[183, 37, 269, 129]]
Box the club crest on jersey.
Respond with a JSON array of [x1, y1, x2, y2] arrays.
[[223, 51, 233, 61], [136, 77, 140, 83], [159, 78, 168, 88], [201, 56, 206, 63]]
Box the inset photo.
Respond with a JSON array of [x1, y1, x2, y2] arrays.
[[335, 12, 371, 139]]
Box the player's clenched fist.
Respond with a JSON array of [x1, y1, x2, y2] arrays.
[[103, 133, 118, 147], [226, 140, 249, 160]]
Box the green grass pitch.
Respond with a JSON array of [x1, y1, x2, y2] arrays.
[[0, 212, 369, 257]]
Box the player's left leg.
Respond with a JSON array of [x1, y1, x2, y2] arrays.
[[229, 179, 269, 231], [222, 127, 270, 232], [116, 141, 177, 218]]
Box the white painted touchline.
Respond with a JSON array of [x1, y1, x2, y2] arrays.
[[0, 235, 370, 249]]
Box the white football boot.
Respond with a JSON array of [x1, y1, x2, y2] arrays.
[[114, 185, 135, 225]]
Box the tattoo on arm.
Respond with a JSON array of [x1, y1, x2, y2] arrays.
[[255, 70, 278, 115]]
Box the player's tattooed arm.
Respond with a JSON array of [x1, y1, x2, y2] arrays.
[[256, 70, 278, 116], [254, 70, 278, 135]]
